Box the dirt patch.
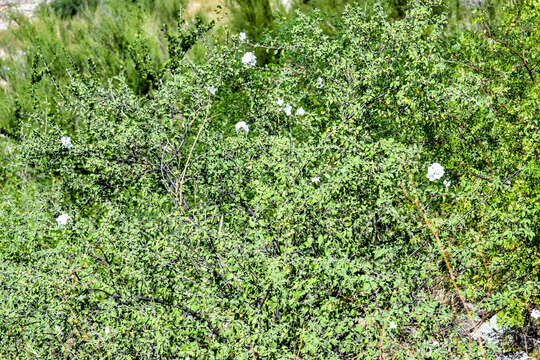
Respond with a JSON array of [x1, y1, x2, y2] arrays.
[[185, 0, 226, 21]]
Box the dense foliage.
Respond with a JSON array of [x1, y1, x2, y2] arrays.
[[0, 0, 538, 358], [50, 0, 99, 18], [0, 0, 190, 134]]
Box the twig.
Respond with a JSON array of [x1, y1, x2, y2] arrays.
[[133, 295, 223, 340], [401, 163, 487, 360], [178, 111, 216, 213]]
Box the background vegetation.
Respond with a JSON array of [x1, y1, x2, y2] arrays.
[[0, 0, 538, 358]]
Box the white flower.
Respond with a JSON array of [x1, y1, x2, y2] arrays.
[[311, 176, 320, 183], [277, 98, 284, 107], [239, 32, 246, 41], [208, 86, 216, 95], [531, 309, 540, 320], [105, 327, 110, 335], [316, 77, 324, 89], [443, 179, 451, 188], [284, 104, 292, 116], [56, 213, 70, 227], [235, 121, 249, 135], [426, 162, 444, 181], [296, 107, 305, 116], [61, 136, 73, 149], [241, 52, 256, 68], [389, 321, 397, 329]]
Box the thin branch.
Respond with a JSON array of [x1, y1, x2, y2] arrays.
[[133, 295, 223, 340], [401, 164, 487, 360]]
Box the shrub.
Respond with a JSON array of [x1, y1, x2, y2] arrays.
[[50, 0, 99, 18], [1, 0, 538, 358], [0, 0, 192, 132]]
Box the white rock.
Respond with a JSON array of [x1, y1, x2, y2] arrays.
[[472, 314, 504, 344], [497, 352, 534, 360], [281, 0, 293, 11], [0, 0, 48, 30]]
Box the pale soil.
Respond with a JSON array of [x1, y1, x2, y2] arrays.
[[185, 0, 226, 22]]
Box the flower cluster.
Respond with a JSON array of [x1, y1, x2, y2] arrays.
[[56, 213, 70, 227], [241, 52, 256, 68], [426, 162, 444, 181], [61, 136, 73, 149], [284, 104, 292, 116], [235, 121, 249, 135], [277, 99, 305, 117]]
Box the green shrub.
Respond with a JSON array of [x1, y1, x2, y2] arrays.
[[0, 0, 205, 133], [1, 0, 538, 358], [50, 0, 100, 18]]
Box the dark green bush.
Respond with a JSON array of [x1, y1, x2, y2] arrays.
[[50, 0, 99, 18]]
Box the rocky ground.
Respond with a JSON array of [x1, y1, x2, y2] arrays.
[[0, 0, 47, 31]]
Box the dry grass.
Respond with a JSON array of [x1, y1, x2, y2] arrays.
[[185, 0, 229, 23]]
